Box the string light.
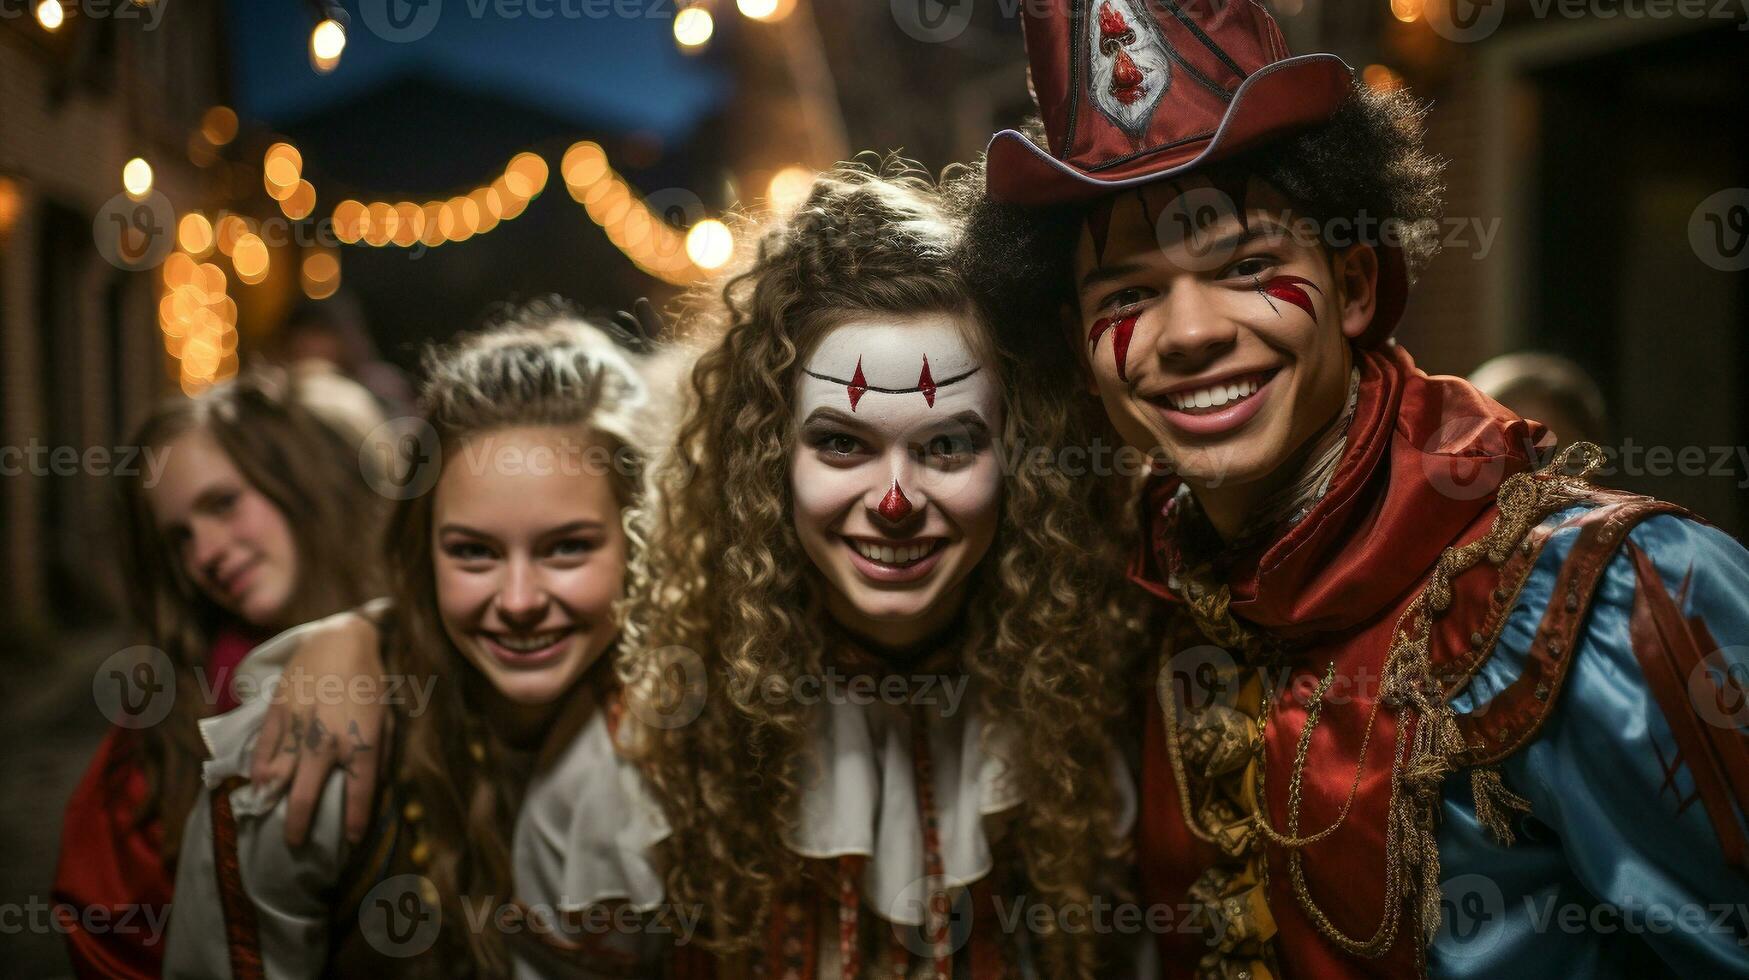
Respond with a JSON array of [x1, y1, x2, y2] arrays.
[[177, 212, 214, 256], [561, 140, 710, 285], [34, 0, 63, 32], [122, 157, 154, 199], [1363, 64, 1406, 93], [685, 219, 734, 270], [1391, 0, 1423, 23], [301, 249, 341, 299], [231, 233, 270, 285], [160, 235, 240, 394], [766, 166, 813, 213], [200, 106, 239, 146], [674, 6, 713, 49], [0, 177, 21, 238], [310, 17, 346, 74], [315, 146, 548, 249], [738, 0, 779, 19]]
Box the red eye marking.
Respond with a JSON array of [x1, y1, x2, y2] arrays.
[[1088, 311, 1140, 383], [878, 480, 913, 523], [918, 355, 936, 408], [847, 357, 867, 411], [1261, 275, 1318, 320]]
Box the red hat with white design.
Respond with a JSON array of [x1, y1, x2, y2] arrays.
[[986, 0, 1408, 342]]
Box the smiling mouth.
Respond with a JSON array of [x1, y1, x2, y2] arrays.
[[218, 558, 260, 598], [1154, 369, 1279, 415], [490, 630, 572, 654], [843, 536, 943, 568]]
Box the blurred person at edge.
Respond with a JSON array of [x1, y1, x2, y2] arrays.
[[270, 291, 417, 418], [52, 370, 387, 980], [967, 1, 1749, 977], [1470, 351, 1611, 451], [164, 307, 680, 977]]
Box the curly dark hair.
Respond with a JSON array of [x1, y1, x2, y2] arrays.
[[961, 81, 1447, 337], [621, 159, 1141, 976]]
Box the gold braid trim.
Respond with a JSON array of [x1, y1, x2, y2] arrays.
[[1158, 442, 1606, 968]]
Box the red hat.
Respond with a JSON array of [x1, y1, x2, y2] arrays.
[[986, 0, 1407, 343]]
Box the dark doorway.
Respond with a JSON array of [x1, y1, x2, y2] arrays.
[[1529, 23, 1749, 537]]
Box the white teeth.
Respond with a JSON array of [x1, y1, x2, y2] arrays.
[[1169, 376, 1262, 411], [496, 631, 563, 652], [851, 540, 935, 565]]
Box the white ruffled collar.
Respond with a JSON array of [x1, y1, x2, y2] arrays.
[[518, 690, 1138, 927]]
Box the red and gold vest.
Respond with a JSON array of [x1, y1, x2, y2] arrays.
[[1131, 345, 1736, 978]]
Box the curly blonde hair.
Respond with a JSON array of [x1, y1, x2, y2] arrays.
[[620, 162, 1141, 975]]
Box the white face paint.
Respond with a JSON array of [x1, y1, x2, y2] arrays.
[[789, 313, 1004, 649], [1087, 0, 1173, 136]]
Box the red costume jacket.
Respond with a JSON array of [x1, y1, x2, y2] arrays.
[[1133, 345, 1749, 978]]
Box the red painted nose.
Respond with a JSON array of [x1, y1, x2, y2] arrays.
[[877, 480, 914, 523]]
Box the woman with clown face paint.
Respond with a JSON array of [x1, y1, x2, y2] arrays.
[[512, 164, 1144, 978]]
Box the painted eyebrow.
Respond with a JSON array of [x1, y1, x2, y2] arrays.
[[920, 411, 992, 439], [800, 406, 875, 432]]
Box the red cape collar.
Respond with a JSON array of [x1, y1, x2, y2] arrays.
[[1129, 344, 1552, 639]]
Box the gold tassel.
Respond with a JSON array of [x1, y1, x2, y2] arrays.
[[1470, 766, 1533, 846]]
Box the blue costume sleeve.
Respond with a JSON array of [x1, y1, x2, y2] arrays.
[[1432, 507, 1749, 979]]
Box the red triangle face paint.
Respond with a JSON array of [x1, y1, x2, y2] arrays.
[[1088, 311, 1140, 383], [1261, 275, 1318, 320], [847, 357, 868, 411], [877, 480, 914, 522], [918, 355, 937, 407]]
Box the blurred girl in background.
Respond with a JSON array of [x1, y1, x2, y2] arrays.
[[53, 371, 386, 979]]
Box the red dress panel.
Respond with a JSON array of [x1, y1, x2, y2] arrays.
[[52, 627, 258, 979]]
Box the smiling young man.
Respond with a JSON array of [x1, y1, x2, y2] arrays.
[[964, 1, 1749, 976]]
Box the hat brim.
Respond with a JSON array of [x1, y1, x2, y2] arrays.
[[986, 54, 1354, 206], [985, 54, 1407, 345]]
